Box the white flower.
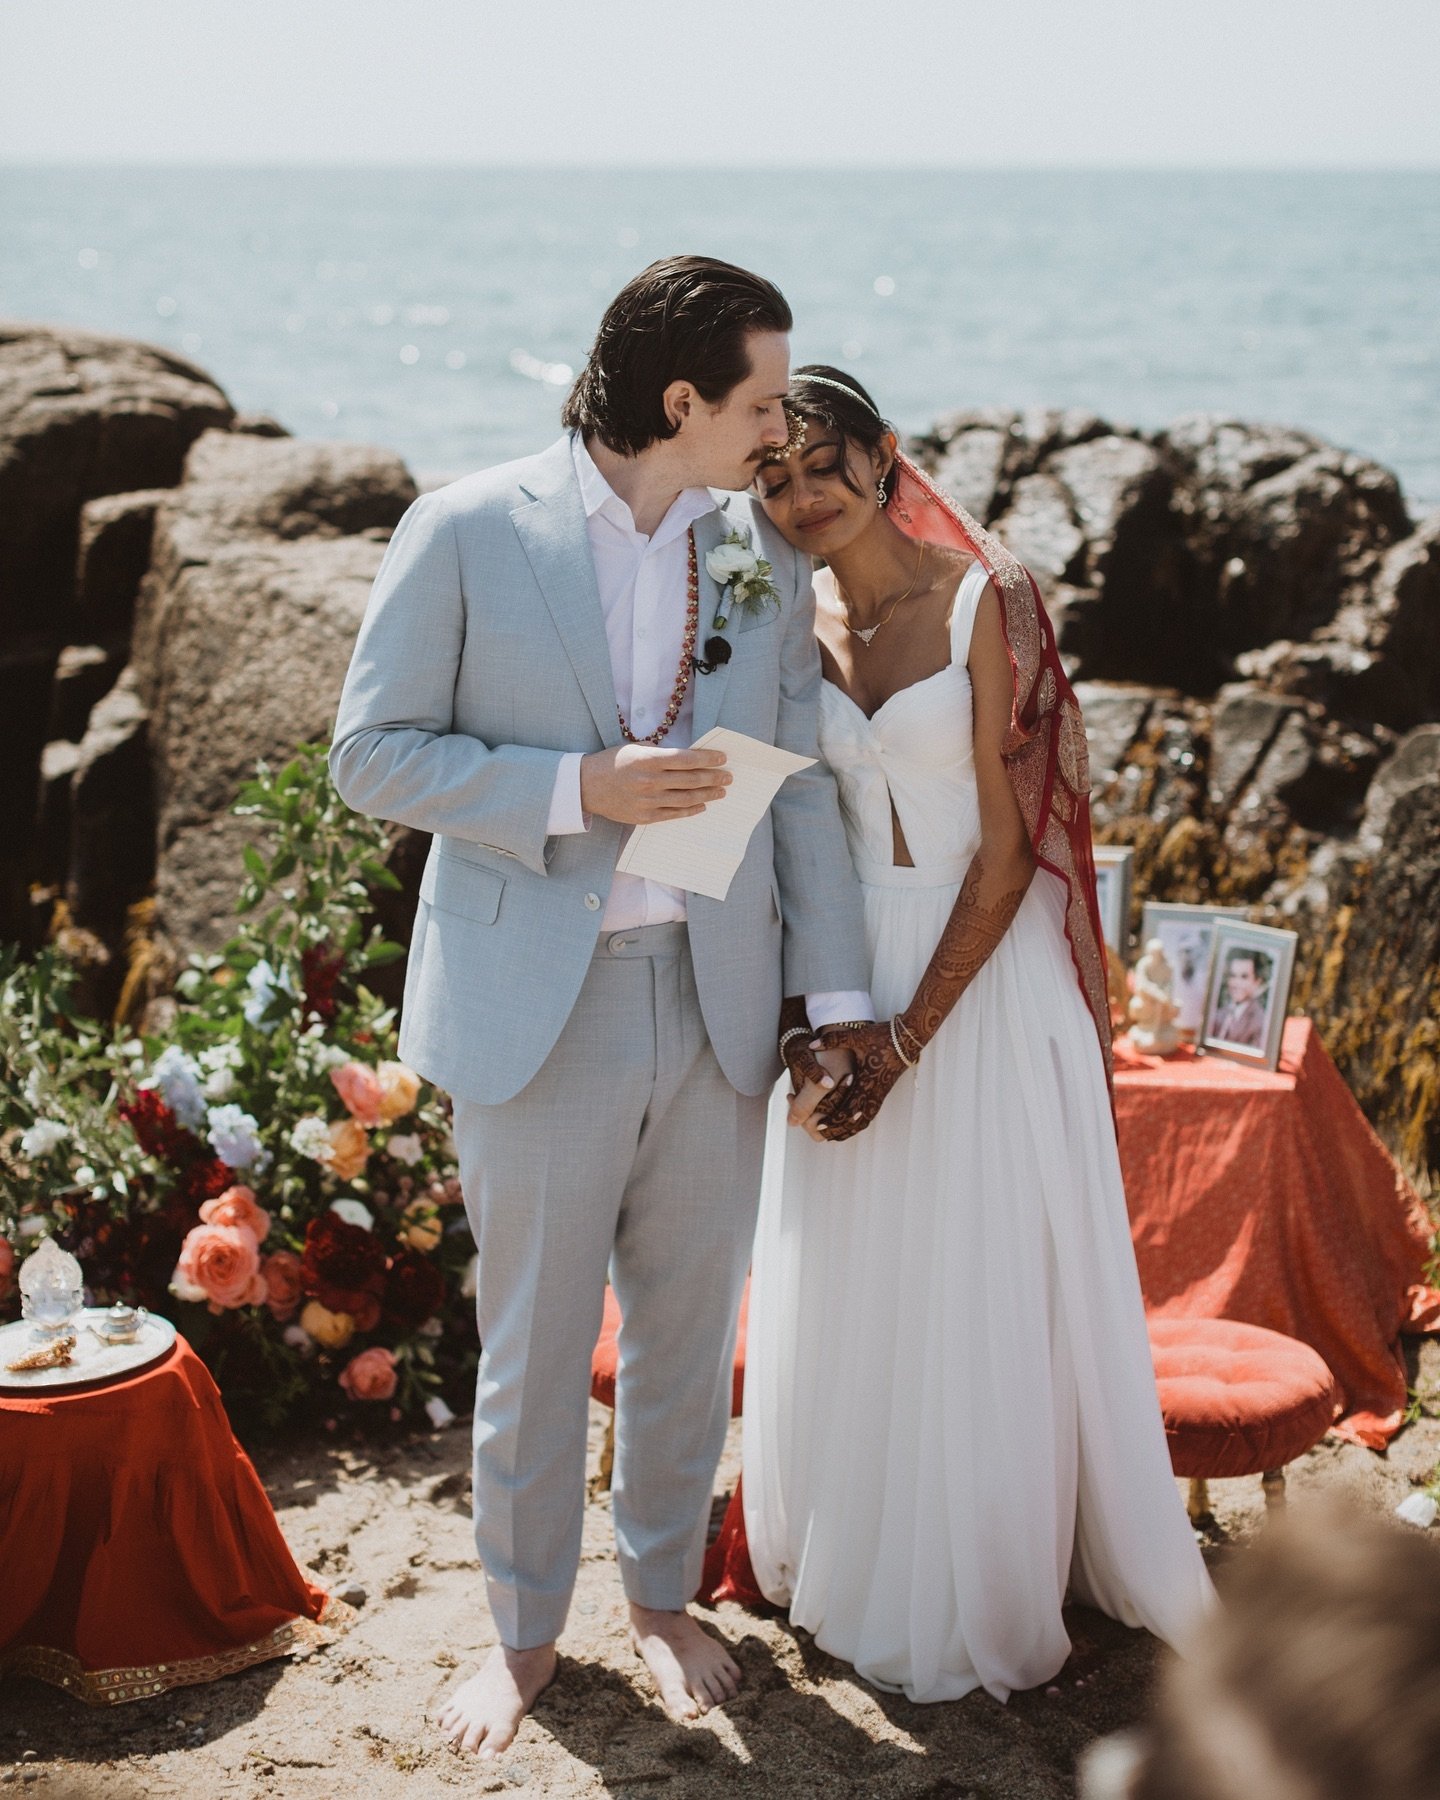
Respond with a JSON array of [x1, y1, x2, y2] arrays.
[[386, 1132, 425, 1167], [329, 1197, 374, 1232], [289, 1116, 333, 1162], [142, 1045, 207, 1131], [203, 1067, 236, 1102], [460, 1252, 479, 1299], [417, 1316, 444, 1338], [22, 1070, 45, 1108], [1396, 1492, 1438, 1529], [424, 1395, 456, 1429], [20, 1118, 69, 1159], [312, 1042, 351, 1071], [206, 1104, 267, 1171], [242, 959, 296, 1031], [18, 1215, 51, 1239], [198, 1042, 243, 1072], [282, 1323, 315, 1357], [73, 1164, 96, 1185], [705, 539, 759, 584]]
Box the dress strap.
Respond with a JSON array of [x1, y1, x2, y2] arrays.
[[949, 560, 991, 668]]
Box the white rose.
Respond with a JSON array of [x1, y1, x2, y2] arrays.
[[329, 1197, 375, 1232], [289, 1116, 333, 1162], [203, 1067, 236, 1102], [424, 1395, 457, 1429], [705, 541, 758, 584]]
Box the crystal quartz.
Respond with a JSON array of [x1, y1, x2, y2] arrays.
[[1395, 1492, 1439, 1529], [1128, 938, 1182, 1056], [18, 1236, 84, 1335]]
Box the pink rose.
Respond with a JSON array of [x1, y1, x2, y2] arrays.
[[0, 1237, 13, 1300], [261, 1249, 303, 1321], [338, 1345, 398, 1403], [199, 1184, 272, 1245], [331, 1061, 388, 1128], [374, 1062, 421, 1125], [176, 1222, 267, 1312]]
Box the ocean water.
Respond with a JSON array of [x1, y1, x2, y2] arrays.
[[3, 166, 1438, 509]]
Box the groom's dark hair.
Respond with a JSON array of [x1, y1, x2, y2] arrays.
[[562, 256, 792, 456]]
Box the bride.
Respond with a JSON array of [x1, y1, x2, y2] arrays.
[[703, 367, 1214, 1703]]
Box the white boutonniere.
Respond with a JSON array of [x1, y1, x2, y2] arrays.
[[705, 527, 779, 630]]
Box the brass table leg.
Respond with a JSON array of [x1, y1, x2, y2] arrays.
[[1262, 1467, 1286, 1511], [1187, 1477, 1211, 1522]]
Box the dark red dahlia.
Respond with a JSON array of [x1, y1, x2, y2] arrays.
[[300, 941, 345, 1023], [301, 1212, 387, 1316], [384, 1248, 445, 1326], [181, 1156, 234, 1203], [118, 1088, 194, 1162]]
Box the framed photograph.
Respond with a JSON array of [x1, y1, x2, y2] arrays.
[[1138, 903, 1246, 1039], [1092, 846, 1135, 955], [1200, 920, 1299, 1071]]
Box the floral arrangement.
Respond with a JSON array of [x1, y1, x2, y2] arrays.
[[704, 525, 778, 624], [0, 746, 477, 1434]]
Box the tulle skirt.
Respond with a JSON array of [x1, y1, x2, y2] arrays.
[[742, 862, 1214, 1702]]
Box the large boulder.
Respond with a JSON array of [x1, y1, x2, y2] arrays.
[[131, 431, 417, 953], [0, 324, 232, 945]]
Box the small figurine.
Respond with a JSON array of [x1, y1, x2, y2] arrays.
[[7, 1332, 77, 1372], [1128, 938, 1182, 1056]]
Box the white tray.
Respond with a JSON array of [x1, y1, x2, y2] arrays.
[[0, 1308, 178, 1396]]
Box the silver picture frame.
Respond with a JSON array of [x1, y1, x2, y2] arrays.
[[1137, 902, 1247, 1040], [1200, 919, 1299, 1072], [1092, 846, 1135, 956]]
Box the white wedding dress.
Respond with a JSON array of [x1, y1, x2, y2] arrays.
[[742, 564, 1214, 1703]]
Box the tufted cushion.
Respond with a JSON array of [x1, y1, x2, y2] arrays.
[[591, 1283, 749, 1416], [1149, 1316, 1340, 1479]]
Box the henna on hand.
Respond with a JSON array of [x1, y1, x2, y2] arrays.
[[813, 1020, 906, 1138]]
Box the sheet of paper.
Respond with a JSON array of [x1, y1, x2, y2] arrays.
[[614, 727, 815, 901]]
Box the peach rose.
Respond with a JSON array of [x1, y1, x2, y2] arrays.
[[176, 1222, 267, 1312], [261, 1249, 303, 1321], [331, 1060, 387, 1128], [375, 1062, 421, 1125], [0, 1236, 13, 1300], [199, 1184, 272, 1245], [338, 1345, 398, 1403], [299, 1298, 355, 1349], [399, 1198, 442, 1252], [325, 1117, 370, 1181]]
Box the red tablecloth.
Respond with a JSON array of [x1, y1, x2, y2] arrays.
[[1115, 1017, 1439, 1448], [0, 1334, 340, 1704]]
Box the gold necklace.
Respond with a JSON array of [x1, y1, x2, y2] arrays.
[[836, 542, 926, 647]]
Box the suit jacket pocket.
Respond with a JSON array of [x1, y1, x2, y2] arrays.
[[420, 853, 505, 925]]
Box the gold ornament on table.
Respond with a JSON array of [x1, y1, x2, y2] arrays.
[[6, 1333, 77, 1373], [1127, 938, 1182, 1057]]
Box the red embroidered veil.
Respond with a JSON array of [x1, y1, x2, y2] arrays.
[[696, 455, 1113, 1613], [888, 451, 1112, 1081]]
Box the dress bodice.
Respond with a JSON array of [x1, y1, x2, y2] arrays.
[[818, 561, 989, 881]]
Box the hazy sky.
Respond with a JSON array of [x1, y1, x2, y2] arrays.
[[4, 0, 1439, 168]]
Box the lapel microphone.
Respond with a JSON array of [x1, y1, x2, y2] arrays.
[[691, 636, 732, 676]]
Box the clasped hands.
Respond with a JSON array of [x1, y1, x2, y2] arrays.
[[782, 1019, 913, 1143]]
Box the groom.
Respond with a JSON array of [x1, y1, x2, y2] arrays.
[[330, 257, 871, 1756]]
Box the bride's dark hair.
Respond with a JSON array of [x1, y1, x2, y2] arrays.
[[782, 365, 900, 504]]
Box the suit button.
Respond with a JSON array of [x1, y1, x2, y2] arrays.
[[584, 893, 601, 911]]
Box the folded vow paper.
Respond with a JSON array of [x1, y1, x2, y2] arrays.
[[614, 727, 815, 901]]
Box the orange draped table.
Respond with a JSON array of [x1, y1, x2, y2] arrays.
[[0, 1333, 342, 1704], [1114, 1017, 1439, 1449]]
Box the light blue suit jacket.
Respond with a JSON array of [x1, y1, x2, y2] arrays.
[[329, 434, 869, 1104]]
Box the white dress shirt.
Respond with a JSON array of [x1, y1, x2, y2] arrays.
[[547, 435, 872, 1030]]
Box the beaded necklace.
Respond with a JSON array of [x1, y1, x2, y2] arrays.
[[617, 526, 700, 746]]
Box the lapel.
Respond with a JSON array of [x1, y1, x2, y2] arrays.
[[510, 436, 622, 749], [690, 499, 736, 741]]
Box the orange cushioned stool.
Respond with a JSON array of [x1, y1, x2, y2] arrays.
[[1148, 1316, 1341, 1521], [590, 1283, 750, 1492]]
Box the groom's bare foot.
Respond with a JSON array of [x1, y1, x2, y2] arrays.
[[629, 1602, 741, 1719], [436, 1641, 557, 1758]]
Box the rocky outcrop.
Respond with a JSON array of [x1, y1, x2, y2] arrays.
[[131, 430, 416, 953], [0, 323, 233, 944]]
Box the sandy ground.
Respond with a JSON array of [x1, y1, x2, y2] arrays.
[[5, 1336, 1438, 1800]]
